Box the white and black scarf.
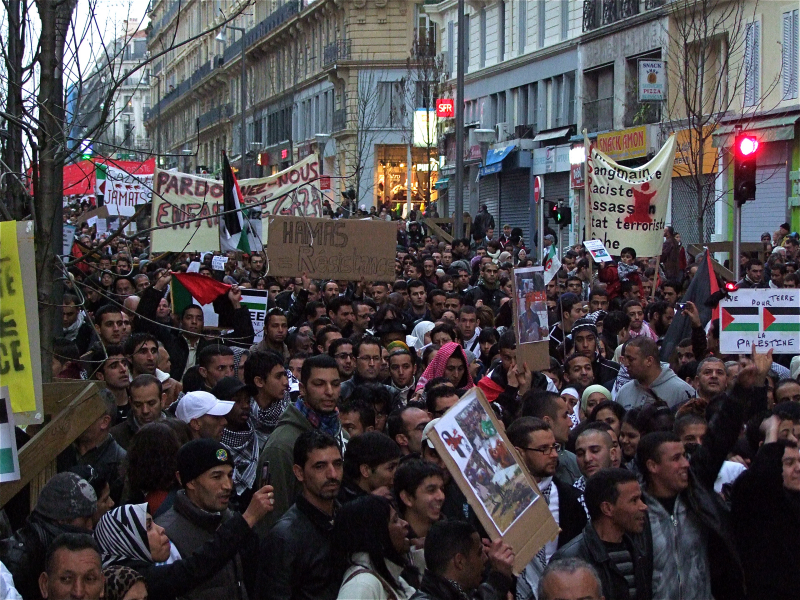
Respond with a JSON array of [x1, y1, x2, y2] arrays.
[[221, 423, 260, 495]]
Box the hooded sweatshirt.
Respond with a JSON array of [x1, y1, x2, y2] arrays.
[[616, 366, 696, 410]]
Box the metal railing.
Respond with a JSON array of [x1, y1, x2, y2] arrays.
[[246, 0, 299, 49], [323, 39, 352, 67], [583, 97, 614, 132], [198, 103, 233, 130], [583, 0, 641, 31]]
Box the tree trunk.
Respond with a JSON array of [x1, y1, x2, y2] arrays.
[[34, 0, 77, 383], [3, 0, 27, 219]]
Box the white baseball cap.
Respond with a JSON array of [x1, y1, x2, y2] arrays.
[[176, 391, 234, 423]]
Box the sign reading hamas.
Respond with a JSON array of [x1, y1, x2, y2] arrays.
[[585, 134, 676, 257]]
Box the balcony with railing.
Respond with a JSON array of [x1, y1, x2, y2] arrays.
[[332, 108, 347, 132], [583, 0, 668, 31], [198, 103, 233, 130], [323, 39, 352, 67], [583, 97, 614, 132], [246, 0, 299, 49]]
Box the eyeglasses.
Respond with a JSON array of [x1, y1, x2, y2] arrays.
[[522, 443, 561, 455]]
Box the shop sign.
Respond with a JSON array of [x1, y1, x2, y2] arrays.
[[532, 145, 570, 175], [414, 109, 438, 147], [570, 163, 584, 189], [639, 59, 666, 102], [436, 99, 454, 118], [596, 126, 648, 161], [672, 125, 717, 177]]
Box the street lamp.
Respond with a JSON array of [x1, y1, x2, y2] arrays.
[[216, 24, 246, 177]]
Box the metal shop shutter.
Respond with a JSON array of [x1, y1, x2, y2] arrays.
[[478, 173, 500, 228], [499, 169, 531, 240], [741, 164, 787, 242]]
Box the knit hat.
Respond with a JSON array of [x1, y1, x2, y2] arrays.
[[177, 439, 235, 485], [586, 310, 607, 324], [571, 317, 598, 338], [34, 472, 97, 521]]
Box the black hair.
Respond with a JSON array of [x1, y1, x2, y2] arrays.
[[429, 323, 457, 344], [53, 337, 81, 364], [129, 373, 162, 396], [620, 247, 637, 259], [558, 293, 582, 318], [343, 431, 401, 481], [197, 344, 234, 369], [589, 401, 626, 424], [350, 383, 393, 416], [497, 330, 517, 351], [266, 307, 287, 322], [674, 413, 706, 438], [339, 398, 376, 431], [424, 520, 479, 577], [636, 431, 682, 479], [394, 458, 444, 511], [300, 354, 339, 386], [123, 332, 158, 356], [94, 304, 123, 323], [45, 534, 101, 575], [179, 303, 204, 320], [584, 468, 639, 521], [427, 288, 446, 304], [478, 328, 499, 344], [326, 296, 352, 316], [243, 350, 285, 391], [520, 390, 563, 420], [602, 311, 630, 336], [352, 335, 383, 359], [426, 384, 459, 416], [181, 366, 205, 393], [407, 279, 426, 291], [328, 337, 354, 357], [305, 301, 325, 320], [506, 416, 551, 448], [293, 429, 341, 467]]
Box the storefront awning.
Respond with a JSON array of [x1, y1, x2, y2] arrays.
[[479, 145, 516, 177], [533, 127, 572, 143], [434, 178, 449, 190], [712, 115, 800, 147]]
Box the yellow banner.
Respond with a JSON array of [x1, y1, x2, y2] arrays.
[[0, 221, 37, 413], [672, 125, 717, 177], [596, 126, 648, 161]]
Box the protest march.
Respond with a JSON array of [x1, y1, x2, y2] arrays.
[[4, 136, 800, 600]]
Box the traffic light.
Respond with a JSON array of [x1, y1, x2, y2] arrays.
[[549, 201, 572, 225], [733, 134, 759, 205], [548, 201, 559, 222]]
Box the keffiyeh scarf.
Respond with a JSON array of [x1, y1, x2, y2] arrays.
[[617, 262, 640, 281], [295, 398, 341, 437], [62, 310, 85, 342], [221, 423, 260, 495], [252, 393, 289, 431]]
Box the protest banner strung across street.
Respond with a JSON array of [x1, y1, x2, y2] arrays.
[[430, 388, 558, 573], [267, 215, 397, 282], [150, 154, 324, 252], [0, 222, 43, 421], [585, 133, 676, 257], [720, 289, 800, 354]]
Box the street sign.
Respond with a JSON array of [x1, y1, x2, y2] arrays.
[[436, 99, 454, 118], [320, 176, 331, 190], [533, 176, 542, 203]]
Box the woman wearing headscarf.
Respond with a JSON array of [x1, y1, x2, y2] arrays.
[[103, 565, 147, 600], [94, 503, 258, 600], [415, 342, 474, 392], [408, 321, 435, 352]]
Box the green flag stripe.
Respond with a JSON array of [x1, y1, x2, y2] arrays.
[[723, 323, 760, 332], [0, 448, 16, 474], [765, 323, 800, 332], [171, 276, 194, 315]]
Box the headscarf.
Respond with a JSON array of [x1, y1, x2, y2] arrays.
[[103, 565, 146, 600], [94, 504, 152, 567], [415, 342, 474, 392], [410, 321, 435, 351], [580, 385, 612, 414]]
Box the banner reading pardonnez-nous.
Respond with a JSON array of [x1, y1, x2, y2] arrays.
[[150, 155, 324, 252], [585, 134, 676, 258]]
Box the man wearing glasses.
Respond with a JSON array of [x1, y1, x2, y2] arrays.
[[339, 335, 395, 400], [507, 417, 587, 599]]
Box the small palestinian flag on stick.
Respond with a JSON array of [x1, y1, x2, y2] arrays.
[[170, 272, 231, 316]]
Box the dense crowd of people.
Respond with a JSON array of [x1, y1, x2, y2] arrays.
[[2, 201, 800, 600]]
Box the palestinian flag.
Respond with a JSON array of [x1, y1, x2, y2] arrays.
[[721, 305, 800, 333], [170, 272, 231, 315], [220, 152, 251, 253], [95, 163, 107, 205], [543, 245, 561, 285]]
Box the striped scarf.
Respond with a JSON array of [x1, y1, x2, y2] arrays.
[[94, 504, 152, 567], [220, 422, 260, 495]]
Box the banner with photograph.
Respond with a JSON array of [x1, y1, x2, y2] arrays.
[[150, 155, 325, 252], [585, 134, 676, 258], [430, 389, 558, 573]]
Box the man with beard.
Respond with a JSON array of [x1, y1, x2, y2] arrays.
[[88, 344, 131, 422], [693, 357, 728, 403], [562, 353, 597, 397], [257, 431, 344, 600], [648, 300, 675, 344], [463, 261, 507, 311], [569, 319, 620, 389]]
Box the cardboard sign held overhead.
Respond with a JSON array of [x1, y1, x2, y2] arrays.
[[430, 388, 559, 573], [511, 266, 551, 372], [719, 289, 800, 354], [266, 216, 397, 282]]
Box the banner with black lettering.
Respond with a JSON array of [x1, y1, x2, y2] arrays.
[[585, 134, 676, 257]]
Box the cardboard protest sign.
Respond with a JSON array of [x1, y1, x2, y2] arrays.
[[719, 289, 800, 354], [511, 267, 551, 372], [0, 222, 43, 421], [0, 387, 20, 482], [150, 155, 324, 252], [211, 256, 229, 271], [586, 134, 676, 257], [583, 239, 613, 263], [97, 164, 153, 216], [430, 388, 558, 573], [267, 216, 397, 282], [63, 225, 76, 256]]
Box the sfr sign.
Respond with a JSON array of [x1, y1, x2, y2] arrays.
[[436, 99, 454, 118]]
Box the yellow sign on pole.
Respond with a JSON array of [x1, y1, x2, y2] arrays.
[[0, 221, 38, 413]]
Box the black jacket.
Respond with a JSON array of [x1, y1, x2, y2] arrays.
[[593, 356, 621, 389], [552, 520, 653, 600], [156, 491, 258, 600], [731, 442, 800, 600], [135, 285, 255, 380], [409, 570, 511, 600], [257, 495, 340, 600], [463, 283, 507, 312], [552, 478, 588, 547], [57, 434, 127, 503], [110, 511, 257, 600]]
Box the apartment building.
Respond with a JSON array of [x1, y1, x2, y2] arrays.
[[145, 0, 437, 208]]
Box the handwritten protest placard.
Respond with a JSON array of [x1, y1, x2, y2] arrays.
[[267, 216, 397, 282], [150, 155, 324, 252], [720, 289, 800, 354], [586, 134, 676, 257]]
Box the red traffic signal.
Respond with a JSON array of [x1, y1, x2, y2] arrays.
[[724, 281, 739, 292], [737, 136, 759, 156]]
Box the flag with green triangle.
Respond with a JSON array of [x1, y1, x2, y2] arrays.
[[221, 152, 251, 253], [719, 289, 800, 353]]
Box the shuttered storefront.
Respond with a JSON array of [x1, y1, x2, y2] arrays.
[[741, 163, 787, 242], [499, 169, 531, 239], [670, 174, 716, 246], [479, 173, 500, 230]]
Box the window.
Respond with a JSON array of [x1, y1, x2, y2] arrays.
[[538, 1, 545, 47], [783, 10, 799, 100], [744, 20, 761, 107], [378, 81, 405, 127], [561, 0, 569, 40], [519, 1, 526, 55], [480, 7, 486, 68], [498, 1, 505, 62]]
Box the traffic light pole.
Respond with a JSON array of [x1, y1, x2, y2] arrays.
[[733, 201, 741, 282], [538, 195, 544, 264]]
